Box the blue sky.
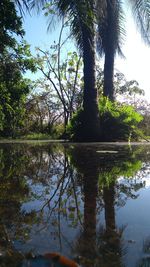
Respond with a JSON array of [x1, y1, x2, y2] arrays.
[[23, 8, 150, 100]]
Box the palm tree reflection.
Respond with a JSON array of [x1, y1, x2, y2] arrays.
[[70, 146, 99, 265], [0, 143, 149, 267], [70, 145, 146, 267], [136, 236, 150, 267], [99, 182, 126, 267]]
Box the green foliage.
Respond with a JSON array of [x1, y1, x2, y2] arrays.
[[99, 97, 143, 141], [0, 0, 24, 53], [0, 1, 36, 138], [66, 108, 85, 140], [138, 103, 150, 138], [99, 160, 142, 188], [67, 97, 143, 141], [0, 51, 34, 137], [22, 133, 53, 140], [54, 124, 65, 138]]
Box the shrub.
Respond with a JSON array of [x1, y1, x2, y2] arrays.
[[22, 133, 52, 140], [54, 124, 66, 139], [66, 108, 85, 141], [67, 97, 143, 141], [99, 97, 143, 141]]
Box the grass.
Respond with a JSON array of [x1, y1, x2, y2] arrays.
[[21, 133, 54, 140]]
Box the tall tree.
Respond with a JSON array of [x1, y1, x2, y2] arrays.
[[97, 0, 150, 101], [21, 0, 101, 141], [16, 0, 150, 140], [0, 0, 35, 137], [97, 0, 125, 101], [0, 0, 24, 53]]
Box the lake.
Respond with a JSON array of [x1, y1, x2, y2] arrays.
[[0, 142, 150, 267]]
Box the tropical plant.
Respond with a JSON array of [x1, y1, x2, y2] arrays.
[[0, 0, 24, 53], [54, 0, 101, 140], [0, 0, 36, 137], [99, 97, 143, 141], [16, 0, 101, 141], [0, 44, 35, 137], [66, 108, 84, 141], [97, 0, 150, 100], [67, 97, 143, 141], [97, 0, 125, 101], [15, 0, 150, 141]]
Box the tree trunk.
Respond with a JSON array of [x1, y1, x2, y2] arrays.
[[103, 0, 116, 101], [103, 183, 116, 232], [103, 51, 115, 101], [102, 182, 123, 266], [82, 171, 98, 258], [71, 146, 99, 259], [82, 23, 101, 141]]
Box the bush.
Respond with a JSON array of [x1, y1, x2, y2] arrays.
[[66, 108, 85, 141], [99, 97, 143, 141], [139, 114, 150, 138], [22, 133, 53, 140], [67, 97, 143, 142], [54, 124, 66, 139]]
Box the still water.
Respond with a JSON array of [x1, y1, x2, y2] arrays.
[[0, 142, 150, 267]]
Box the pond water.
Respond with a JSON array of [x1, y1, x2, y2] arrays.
[[0, 142, 150, 267]]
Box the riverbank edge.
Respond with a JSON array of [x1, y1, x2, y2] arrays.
[[0, 139, 150, 145]]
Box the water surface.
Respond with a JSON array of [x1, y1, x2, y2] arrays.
[[0, 142, 150, 267]]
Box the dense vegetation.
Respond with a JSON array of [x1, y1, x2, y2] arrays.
[[0, 0, 36, 137], [0, 0, 150, 141]]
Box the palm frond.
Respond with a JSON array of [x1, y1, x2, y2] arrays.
[[57, 0, 95, 51], [14, 0, 31, 15], [129, 0, 150, 44], [22, 0, 59, 32], [29, 0, 50, 11], [97, 0, 126, 57], [25, 0, 96, 52]]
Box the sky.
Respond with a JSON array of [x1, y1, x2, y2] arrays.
[[23, 7, 150, 100]]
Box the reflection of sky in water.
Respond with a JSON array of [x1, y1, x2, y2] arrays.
[[20, 173, 83, 257], [117, 188, 150, 267], [143, 175, 150, 188], [116, 169, 150, 267], [21, 167, 150, 266], [0, 143, 150, 267]]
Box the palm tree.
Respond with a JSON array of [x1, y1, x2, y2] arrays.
[[97, 0, 150, 101], [15, 0, 31, 15], [15, 0, 150, 139], [20, 0, 101, 141], [97, 0, 125, 101], [57, 0, 101, 141]]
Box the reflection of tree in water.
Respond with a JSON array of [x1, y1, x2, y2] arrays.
[[0, 144, 65, 266], [69, 146, 99, 266], [0, 144, 38, 266], [29, 145, 83, 246], [0, 143, 149, 267], [98, 179, 125, 267], [0, 143, 83, 266], [97, 146, 150, 267], [136, 236, 150, 267], [69, 145, 148, 267]]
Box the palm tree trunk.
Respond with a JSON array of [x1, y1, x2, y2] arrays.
[[82, 172, 98, 258], [82, 24, 101, 141], [71, 146, 99, 259], [103, 50, 115, 101], [103, 0, 116, 101], [103, 183, 116, 232]]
